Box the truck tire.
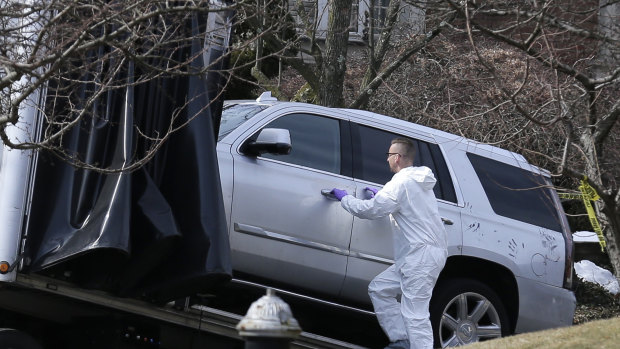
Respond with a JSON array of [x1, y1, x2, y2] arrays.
[[430, 278, 510, 348], [0, 328, 43, 349]]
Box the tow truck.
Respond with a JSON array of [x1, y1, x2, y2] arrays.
[[0, 2, 367, 348]]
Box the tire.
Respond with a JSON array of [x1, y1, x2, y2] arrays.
[[0, 329, 43, 349], [430, 278, 510, 348]]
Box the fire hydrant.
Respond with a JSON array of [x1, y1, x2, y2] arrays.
[[236, 288, 302, 349]]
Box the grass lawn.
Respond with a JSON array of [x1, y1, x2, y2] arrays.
[[467, 316, 620, 349]]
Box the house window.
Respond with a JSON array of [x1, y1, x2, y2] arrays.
[[371, 0, 390, 32], [350, 1, 359, 33]]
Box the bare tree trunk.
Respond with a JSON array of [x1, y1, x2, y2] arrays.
[[356, 0, 401, 110], [601, 197, 620, 275], [319, 0, 352, 107], [593, 0, 620, 277], [582, 129, 620, 275], [594, 0, 620, 78]]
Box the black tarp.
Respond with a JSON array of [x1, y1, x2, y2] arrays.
[[23, 5, 233, 303]]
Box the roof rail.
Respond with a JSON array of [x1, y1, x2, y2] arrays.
[[256, 91, 278, 102]]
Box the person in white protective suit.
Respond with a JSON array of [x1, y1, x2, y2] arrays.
[[330, 138, 448, 349]]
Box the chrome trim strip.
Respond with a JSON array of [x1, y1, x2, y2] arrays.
[[234, 223, 350, 256], [348, 251, 393, 265], [231, 278, 376, 317]]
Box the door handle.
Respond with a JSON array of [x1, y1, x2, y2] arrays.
[[321, 189, 337, 199], [322, 188, 354, 199], [442, 217, 454, 225]]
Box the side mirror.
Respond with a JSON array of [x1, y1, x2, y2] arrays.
[[242, 128, 292, 156]]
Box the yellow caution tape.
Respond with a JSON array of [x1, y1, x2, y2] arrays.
[[558, 177, 605, 252], [579, 179, 600, 201], [558, 193, 584, 200]]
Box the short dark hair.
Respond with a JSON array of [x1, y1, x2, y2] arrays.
[[391, 138, 415, 162]]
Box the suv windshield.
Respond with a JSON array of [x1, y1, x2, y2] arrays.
[[218, 103, 267, 141]]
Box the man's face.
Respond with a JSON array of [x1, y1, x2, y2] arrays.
[[386, 144, 400, 173]]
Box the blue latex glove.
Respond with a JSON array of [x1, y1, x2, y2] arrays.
[[330, 188, 348, 201], [364, 187, 378, 198]]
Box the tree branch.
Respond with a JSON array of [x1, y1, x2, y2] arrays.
[[349, 11, 456, 109], [594, 99, 620, 144]]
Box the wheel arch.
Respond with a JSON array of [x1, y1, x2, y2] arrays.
[[0, 328, 43, 349], [433, 255, 519, 334]]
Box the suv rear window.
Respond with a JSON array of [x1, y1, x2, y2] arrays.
[[467, 152, 563, 231]]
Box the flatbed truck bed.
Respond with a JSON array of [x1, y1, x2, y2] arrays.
[[0, 273, 367, 349]]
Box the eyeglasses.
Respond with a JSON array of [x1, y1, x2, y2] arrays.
[[386, 152, 400, 159]]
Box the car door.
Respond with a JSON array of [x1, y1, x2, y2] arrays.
[[229, 111, 355, 296], [340, 123, 462, 304]]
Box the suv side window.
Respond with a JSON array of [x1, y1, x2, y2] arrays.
[[257, 113, 343, 174], [467, 152, 563, 231], [351, 124, 457, 203]]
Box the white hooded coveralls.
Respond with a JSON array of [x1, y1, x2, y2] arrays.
[[340, 166, 448, 349]]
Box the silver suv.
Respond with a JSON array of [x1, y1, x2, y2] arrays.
[[216, 92, 576, 347]]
